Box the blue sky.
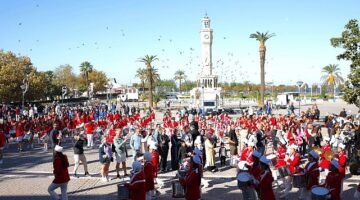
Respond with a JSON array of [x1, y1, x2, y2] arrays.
[[1, 0, 359, 86]]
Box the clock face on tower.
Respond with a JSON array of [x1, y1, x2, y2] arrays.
[[204, 34, 209, 39]]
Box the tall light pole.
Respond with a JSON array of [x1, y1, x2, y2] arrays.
[[61, 86, 67, 104], [20, 76, 29, 110], [296, 81, 303, 116], [201, 83, 205, 116]]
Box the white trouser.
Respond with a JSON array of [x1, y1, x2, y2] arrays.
[[48, 182, 68, 200], [87, 134, 94, 147], [319, 168, 329, 184], [73, 154, 88, 174]]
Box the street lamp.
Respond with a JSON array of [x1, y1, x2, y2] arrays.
[[201, 83, 205, 116], [296, 81, 303, 116], [107, 81, 113, 103], [61, 86, 67, 104], [20, 76, 29, 110]]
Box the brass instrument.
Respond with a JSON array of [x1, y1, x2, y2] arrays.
[[312, 146, 322, 155], [324, 151, 335, 161]]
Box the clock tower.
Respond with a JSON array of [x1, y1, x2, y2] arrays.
[[198, 13, 218, 89], [200, 14, 213, 76]]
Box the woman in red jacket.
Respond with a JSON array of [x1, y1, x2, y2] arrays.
[[180, 155, 202, 200], [126, 160, 146, 200], [253, 156, 275, 200], [48, 145, 70, 200]]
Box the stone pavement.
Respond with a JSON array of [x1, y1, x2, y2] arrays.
[[0, 139, 359, 200]]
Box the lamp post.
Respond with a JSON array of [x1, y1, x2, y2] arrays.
[[201, 83, 205, 116], [107, 81, 113, 103], [20, 76, 29, 110], [61, 86, 67, 104], [296, 81, 303, 116]]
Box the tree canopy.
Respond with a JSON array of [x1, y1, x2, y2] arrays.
[[331, 19, 360, 107]]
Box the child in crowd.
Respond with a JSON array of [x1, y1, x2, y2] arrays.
[[219, 142, 227, 167]]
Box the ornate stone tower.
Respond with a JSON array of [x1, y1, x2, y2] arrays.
[[198, 14, 218, 89]]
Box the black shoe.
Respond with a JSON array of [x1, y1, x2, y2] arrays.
[[85, 172, 90, 176], [74, 173, 79, 178], [117, 174, 120, 178]]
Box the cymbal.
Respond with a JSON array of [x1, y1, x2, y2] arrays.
[[324, 151, 335, 161]]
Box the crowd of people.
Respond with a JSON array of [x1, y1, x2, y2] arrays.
[[0, 102, 359, 199]]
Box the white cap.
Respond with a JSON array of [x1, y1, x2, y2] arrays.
[[144, 152, 151, 161], [323, 137, 330, 142], [259, 155, 271, 165], [331, 160, 340, 169], [290, 144, 298, 150], [54, 145, 63, 152], [338, 143, 345, 149], [132, 160, 142, 172], [248, 142, 255, 147], [252, 150, 262, 158], [309, 150, 319, 160], [192, 155, 201, 165]]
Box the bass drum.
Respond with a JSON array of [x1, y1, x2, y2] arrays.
[[293, 173, 306, 188], [117, 183, 130, 200], [237, 172, 251, 189]]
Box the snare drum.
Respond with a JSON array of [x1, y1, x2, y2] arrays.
[[172, 180, 185, 198], [293, 173, 306, 188], [311, 186, 329, 200], [266, 154, 277, 167], [278, 166, 291, 178], [237, 172, 251, 189], [237, 161, 249, 172]]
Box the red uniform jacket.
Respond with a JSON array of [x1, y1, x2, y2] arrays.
[[304, 161, 320, 190], [85, 123, 95, 135], [246, 149, 254, 165], [0, 131, 6, 148], [287, 152, 301, 174], [319, 145, 331, 169], [143, 161, 155, 191], [337, 151, 347, 179], [53, 154, 70, 184], [240, 147, 248, 161], [151, 150, 159, 177], [249, 163, 262, 185], [323, 171, 341, 200], [258, 170, 275, 200], [180, 168, 201, 200], [275, 145, 286, 169], [126, 171, 146, 200]]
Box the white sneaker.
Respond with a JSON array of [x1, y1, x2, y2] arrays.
[[101, 177, 107, 182]]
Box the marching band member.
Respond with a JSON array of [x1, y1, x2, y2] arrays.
[[180, 155, 202, 200], [299, 150, 320, 200], [319, 137, 331, 183], [337, 143, 347, 196], [125, 160, 146, 200], [143, 152, 155, 200], [320, 160, 342, 200], [280, 144, 301, 198], [247, 150, 262, 196], [252, 156, 275, 200], [245, 142, 255, 165], [275, 139, 287, 169]]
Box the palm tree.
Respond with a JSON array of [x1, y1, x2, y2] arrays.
[[79, 61, 93, 98], [138, 55, 159, 107], [135, 68, 147, 93], [174, 70, 187, 93], [321, 64, 344, 97], [250, 31, 275, 106]]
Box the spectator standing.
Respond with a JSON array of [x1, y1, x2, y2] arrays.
[[73, 134, 89, 178], [99, 137, 112, 182], [130, 128, 142, 161], [113, 129, 128, 178]]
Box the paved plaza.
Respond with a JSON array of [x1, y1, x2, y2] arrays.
[[0, 101, 359, 200]]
